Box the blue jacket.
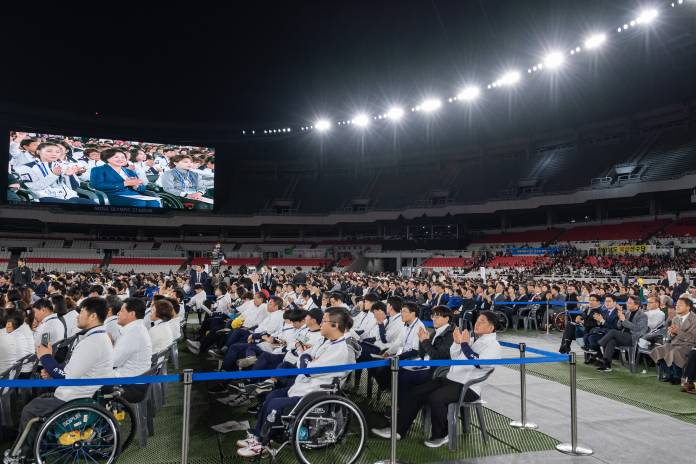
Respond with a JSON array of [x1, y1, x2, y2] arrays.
[[90, 165, 146, 196]]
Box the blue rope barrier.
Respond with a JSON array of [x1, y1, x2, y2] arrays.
[[0, 374, 181, 389], [0, 344, 568, 388], [400, 355, 569, 368]]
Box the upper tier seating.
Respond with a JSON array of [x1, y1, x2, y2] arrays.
[[471, 229, 562, 244], [556, 219, 669, 242], [421, 257, 473, 268]]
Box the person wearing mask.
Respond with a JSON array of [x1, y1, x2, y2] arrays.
[[16, 297, 113, 456], [112, 298, 153, 402], [651, 297, 696, 384], [237, 307, 356, 458], [596, 295, 649, 372], [372, 311, 501, 448]]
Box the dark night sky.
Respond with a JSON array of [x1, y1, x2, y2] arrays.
[[2, 0, 695, 133]]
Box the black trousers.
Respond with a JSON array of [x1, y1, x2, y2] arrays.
[[599, 330, 633, 364], [397, 377, 479, 439], [685, 350, 696, 382], [19, 396, 65, 453]]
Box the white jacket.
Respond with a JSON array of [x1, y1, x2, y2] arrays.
[[288, 336, 356, 397], [446, 333, 501, 395]]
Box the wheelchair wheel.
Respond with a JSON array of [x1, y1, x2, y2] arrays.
[[495, 312, 509, 333], [553, 312, 566, 332], [34, 403, 120, 464], [291, 395, 367, 464], [104, 397, 136, 453]]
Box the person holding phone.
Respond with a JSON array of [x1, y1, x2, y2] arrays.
[[89, 148, 161, 207]]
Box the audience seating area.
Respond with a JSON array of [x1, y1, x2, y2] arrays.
[[420, 257, 473, 268], [555, 219, 670, 242], [487, 256, 551, 268], [471, 229, 562, 245]]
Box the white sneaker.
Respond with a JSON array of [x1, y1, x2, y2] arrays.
[[236, 432, 258, 448], [424, 436, 449, 448], [371, 427, 401, 440], [237, 442, 265, 457]]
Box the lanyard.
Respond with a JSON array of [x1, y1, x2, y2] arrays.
[[38, 162, 52, 177], [173, 169, 193, 188], [404, 319, 420, 347]]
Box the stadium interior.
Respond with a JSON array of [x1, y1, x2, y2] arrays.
[[2, 2, 696, 464]]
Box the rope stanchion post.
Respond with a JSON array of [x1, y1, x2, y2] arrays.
[[510, 343, 538, 430], [181, 369, 193, 464], [556, 352, 593, 456], [374, 356, 406, 464]]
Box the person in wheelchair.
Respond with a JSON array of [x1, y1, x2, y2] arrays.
[[89, 148, 161, 208], [236, 306, 356, 458], [11, 297, 114, 457], [159, 154, 211, 207]]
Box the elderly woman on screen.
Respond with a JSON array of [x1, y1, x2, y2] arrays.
[[160, 154, 207, 200], [90, 148, 161, 208]]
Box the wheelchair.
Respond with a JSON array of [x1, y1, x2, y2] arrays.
[[258, 378, 367, 464], [3, 388, 136, 464]]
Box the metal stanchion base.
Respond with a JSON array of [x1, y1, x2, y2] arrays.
[[556, 443, 593, 456], [373, 460, 408, 464], [509, 420, 538, 429]]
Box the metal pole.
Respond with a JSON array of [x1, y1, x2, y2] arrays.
[[545, 301, 550, 335], [510, 343, 538, 429], [556, 353, 593, 456], [181, 369, 193, 464], [374, 357, 406, 464]]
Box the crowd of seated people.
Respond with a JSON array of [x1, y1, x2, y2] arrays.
[[3, 256, 696, 460], [8, 131, 214, 209]]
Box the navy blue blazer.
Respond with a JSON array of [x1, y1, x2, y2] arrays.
[[90, 165, 146, 196]]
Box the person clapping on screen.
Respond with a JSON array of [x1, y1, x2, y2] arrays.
[[90, 148, 161, 208], [14, 142, 94, 204]]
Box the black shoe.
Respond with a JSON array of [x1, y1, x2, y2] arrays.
[[583, 355, 594, 365], [597, 361, 612, 372], [670, 378, 682, 385], [659, 376, 672, 383]]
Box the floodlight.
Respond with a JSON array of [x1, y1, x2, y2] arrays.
[[420, 98, 442, 112], [315, 119, 331, 131], [544, 51, 564, 69], [386, 107, 405, 120], [457, 86, 480, 101], [498, 70, 521, 86], [636, 9, 659, 24], [352, 113, 370, 127], [584, 33, 606, 50]]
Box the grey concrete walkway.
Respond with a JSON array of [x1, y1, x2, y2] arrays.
[[452, 331, 696, 464]]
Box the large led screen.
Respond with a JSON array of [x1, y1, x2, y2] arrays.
[[7, 131, 214, 210]]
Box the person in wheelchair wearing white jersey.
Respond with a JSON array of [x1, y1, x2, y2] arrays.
[[13, 297, 114, 457], [237, 306, 356, 458]]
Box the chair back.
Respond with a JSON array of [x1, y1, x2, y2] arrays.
[[0, 355, 30, 396], [457, 367, 495, 405], [150, 348, 171, 374]]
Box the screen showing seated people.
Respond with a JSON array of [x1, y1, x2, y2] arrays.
[[7, 131, 215, 210]]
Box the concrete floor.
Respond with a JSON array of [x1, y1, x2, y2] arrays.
[[455, 331, 696, 464]]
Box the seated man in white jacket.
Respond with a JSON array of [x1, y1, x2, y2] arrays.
[[372, 310, 501, 448], [222, 296, 285, 370], [237, 307, 356, 458], [112, 298, 154, 403]]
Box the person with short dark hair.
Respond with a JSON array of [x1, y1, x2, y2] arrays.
[[597, 295, 648, 372], [112, 297, 153, 402], [31, 298, 65, 347], [11, 258, 32, 287], [372, 311, 500, 448], [90, 148, 161, 207], [16, 297, 113, 455]]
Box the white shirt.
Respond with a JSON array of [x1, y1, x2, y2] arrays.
[[284, 328, 323, 364], [54, 326, 114, 402], [254, 309, 284, 336], [105, 315, 121, 343], [0, 331, 17, 374], [11, 324, 36, 373], [113, 319, 153, 378], [388, 318, 425, 356], [351, 311, 376, 341], [149, 320, 174, 353], [189, 291, 208, 311], [242, 303, 268, 329], [447, 333, 501, 395], [374, 313, 404, 351], [213, 294, 233, 315], [645, 308, 666, 330], [168, 316, 182, 341], [288, 336, 356, 397], [63, 310, 79, 338], [34, 314, 66, 347]]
